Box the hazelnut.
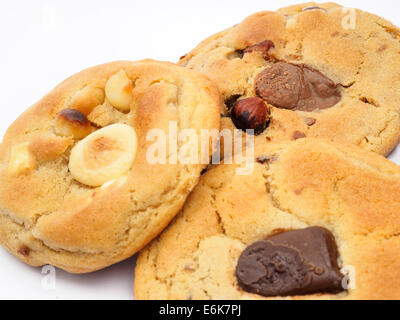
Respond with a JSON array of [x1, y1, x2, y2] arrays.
[[70, 86, 105, 115], [231, 97, 269, 135], [244, 40, 275, 60], [54, 109, 92, 139]]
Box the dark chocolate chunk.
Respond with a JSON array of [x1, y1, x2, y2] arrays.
[[255, 62, 341, 111], [236, 227, 345, 297]]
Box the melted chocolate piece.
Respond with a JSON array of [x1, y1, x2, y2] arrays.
[[236, 227, 345, 297], [255, 62, 341, 111], [244, 40, 275, 60]]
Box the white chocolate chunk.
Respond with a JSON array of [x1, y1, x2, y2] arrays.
[[8, 142, 36, 175], [69, 124, 137, 187]]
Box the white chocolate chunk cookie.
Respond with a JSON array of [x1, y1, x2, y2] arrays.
[[179, 2, 400, 156], [0, 60, 221, 273], [135, 139, 400, 300]]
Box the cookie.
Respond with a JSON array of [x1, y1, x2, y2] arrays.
[[179, 2, 400, 156], [0, 60, 221, 273], [135, 139, 400, 300]]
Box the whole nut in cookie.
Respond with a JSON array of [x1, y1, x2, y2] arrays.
[[231, 97, 269, 134], [68, 123, 138, 187], [70, 86, 105, 115], [55, 108, 92, 139], [105, 69, 133, 112]]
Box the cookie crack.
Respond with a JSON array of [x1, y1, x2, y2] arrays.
[[0, 211, 109, 256], [360, 117, 394, 150], [210, 190, 227, 236], [359, 96, 380, 108], [332, 146, 400, 180], [375, 22, 400, 42], [150, 240, 181, 299], [261, 163, 310, 227]]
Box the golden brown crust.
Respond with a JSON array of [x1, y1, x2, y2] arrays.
[[179, 2, 400, 156], [135, 138, 400, 300], [0, 60, 221, 273]]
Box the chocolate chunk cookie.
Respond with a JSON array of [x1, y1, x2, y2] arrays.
[[135, 139, 400, 300], [0, 60, 220, 273], [179, 2, 400, 156]]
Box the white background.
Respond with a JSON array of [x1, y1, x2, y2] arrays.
[[0, 0, 399, 300]]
